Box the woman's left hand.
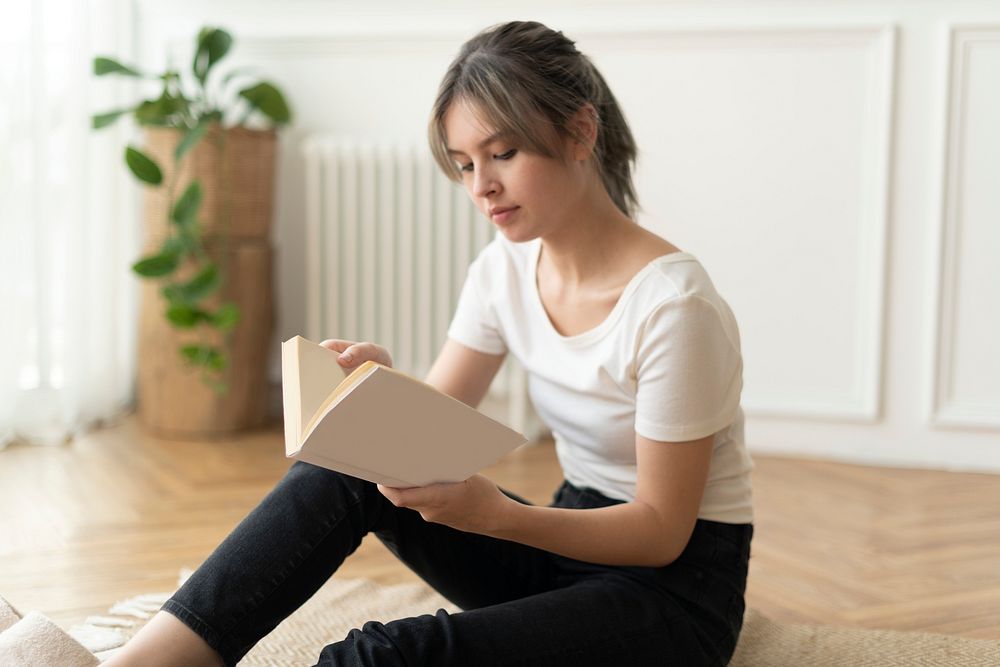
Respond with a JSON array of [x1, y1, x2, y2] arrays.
[[377, 474, 511, 536]]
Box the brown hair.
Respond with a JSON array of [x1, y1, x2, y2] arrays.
[[428, 21, 639, 217]]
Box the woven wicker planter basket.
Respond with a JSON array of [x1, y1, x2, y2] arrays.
[[136, 126, 276, 437]]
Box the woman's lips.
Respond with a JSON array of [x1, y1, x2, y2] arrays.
[[490, 206, 519, 224]]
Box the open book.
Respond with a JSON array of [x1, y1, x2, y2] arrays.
[[281, 336, 527, 487]]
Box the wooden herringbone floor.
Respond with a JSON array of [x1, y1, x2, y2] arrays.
[[1, 414, 998, 639]]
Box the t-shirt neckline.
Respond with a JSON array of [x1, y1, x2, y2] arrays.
[[529, 239, 693, 346]]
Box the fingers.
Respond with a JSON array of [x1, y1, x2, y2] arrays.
[[377, 484, 399, 504], [319, 339, 352, 353], [377, 484, 437, 507], [340, 342, 383, 365], [319, 339, 391, 371], [377, 484, 414, 507]]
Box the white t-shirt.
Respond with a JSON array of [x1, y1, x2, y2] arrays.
[[447, 235, 754, 524]]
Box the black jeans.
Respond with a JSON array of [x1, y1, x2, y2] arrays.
[[163, 461, 752, 666]]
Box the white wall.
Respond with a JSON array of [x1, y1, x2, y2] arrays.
[[132, 0, 1000, 472]]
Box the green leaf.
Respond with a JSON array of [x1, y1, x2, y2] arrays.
[[183, 263, 220, 301], [92, 109, 131, 130], [180, 344, 227, 371], [171, 182, 203, 226], [238, 82, 292, 124], [125, 146, 163, 185], [134, 93, 188, 126], [132, 252, 178, 277], [174, 228, 200, 253], [161, 283, 186, 303], [166, 303, 209, 328], [207, 353, 227, 372], [210, 303, 241, 331], [161, 235, 189, 256], [94, 57, 142, 77], [193, 28, 233, 85], [162, 263, 220, 305], [174, 119, 211, 161]]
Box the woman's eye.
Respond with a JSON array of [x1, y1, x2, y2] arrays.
[[457, 149, 516, 174]]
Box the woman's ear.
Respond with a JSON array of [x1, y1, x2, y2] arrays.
[[568, 103, 599, 161]]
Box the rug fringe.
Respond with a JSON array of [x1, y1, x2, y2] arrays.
[[107, 594, 171, 619], [67, 586, 178, 659], [82, 616, 137, 628], [68, 624, 126, 653]]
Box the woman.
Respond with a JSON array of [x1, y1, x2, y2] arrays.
[[108, 20, 754, 666]]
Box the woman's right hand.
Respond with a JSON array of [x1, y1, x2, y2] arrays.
[[319, 339, 394, 373]]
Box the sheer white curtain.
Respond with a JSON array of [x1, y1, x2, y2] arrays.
[[0, 0, 138, 448]]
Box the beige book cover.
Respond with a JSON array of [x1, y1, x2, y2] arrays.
[[281, 336, 528, 487]]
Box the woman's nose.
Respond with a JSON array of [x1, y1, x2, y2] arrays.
[[472, 168, 499, 199]]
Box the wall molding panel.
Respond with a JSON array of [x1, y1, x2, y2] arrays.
[[930, 26, 1000, 430]]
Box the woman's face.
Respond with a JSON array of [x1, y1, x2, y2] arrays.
[[442, 101, 583, 243]]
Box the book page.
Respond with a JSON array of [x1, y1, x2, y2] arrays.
[[281, 337, 303, 456], [299, 364, 528, 486], [302, 360, 381, 440], [282, 336, 353, 455]]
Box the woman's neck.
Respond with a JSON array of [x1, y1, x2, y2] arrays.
[[538, 182, 639, 289]]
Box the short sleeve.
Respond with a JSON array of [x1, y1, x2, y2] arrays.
[[446, 253, 508, 356], [634, 295, 742, 442]]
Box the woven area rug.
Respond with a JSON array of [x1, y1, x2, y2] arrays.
[[729, 608, 1000, 667], [87, 575, 1000, 666]]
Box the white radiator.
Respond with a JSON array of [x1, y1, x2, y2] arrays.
[[302, 137, 543, 438]]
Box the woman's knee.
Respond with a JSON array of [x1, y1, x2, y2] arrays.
[[284, 462, 376, 502], [313, 620, 408, 666], [278, 462, 392, 533]]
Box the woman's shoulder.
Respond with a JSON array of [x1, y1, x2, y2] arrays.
[[628, 246, 742, 351], [625, 232, 722, 306], [617, 227, 709, 298], [625, 241, 738, 339], [645, 252, 721, 302]]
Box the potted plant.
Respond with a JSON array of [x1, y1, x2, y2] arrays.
[[93, 26, 292, 436]]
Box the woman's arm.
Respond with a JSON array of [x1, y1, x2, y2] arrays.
[[424, 338, 506, 408], [492, 433, 714, 567], [379, 432, 714, 568]]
